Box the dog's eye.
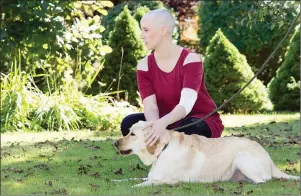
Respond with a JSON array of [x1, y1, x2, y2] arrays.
[[130, 133, 135, 136]]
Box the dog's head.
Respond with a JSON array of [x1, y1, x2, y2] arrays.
[[114, 120, 170, 166]]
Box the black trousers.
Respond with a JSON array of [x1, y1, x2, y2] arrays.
[[120, 113, 212, 138]]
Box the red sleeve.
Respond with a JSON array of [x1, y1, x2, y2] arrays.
[[136, 70, 155, 100], [182, 62, 203, 91]]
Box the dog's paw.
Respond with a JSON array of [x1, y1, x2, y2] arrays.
[[111, 179, 124, 182], [131, 181, 154, 188]]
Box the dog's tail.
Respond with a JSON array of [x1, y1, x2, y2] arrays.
[[272, 163, 299, 180]]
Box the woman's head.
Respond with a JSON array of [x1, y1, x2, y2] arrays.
[[140, 9, 176, 50]]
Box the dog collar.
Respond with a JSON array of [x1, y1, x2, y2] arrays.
[[157, 143, 169, 158]]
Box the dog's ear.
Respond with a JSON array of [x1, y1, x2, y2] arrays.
[[146, 140, 159, 155]]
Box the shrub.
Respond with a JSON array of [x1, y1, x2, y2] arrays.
[[268, 27, 300, 111], [100, 6, 148, 105], [198, 1, 297, 85], [204, 29, 273, 113], [1, 59, 138, 133]]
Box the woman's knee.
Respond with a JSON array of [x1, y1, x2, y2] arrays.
[[177, 118, 212, 138], [120, 113, 145, 136]]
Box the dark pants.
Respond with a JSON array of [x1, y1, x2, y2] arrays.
[[120, 113, 212, 138]]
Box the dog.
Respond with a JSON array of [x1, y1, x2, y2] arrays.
[[114, 120, 299, 187]]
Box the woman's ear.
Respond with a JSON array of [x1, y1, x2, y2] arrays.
[[161, 26, 167, 36]]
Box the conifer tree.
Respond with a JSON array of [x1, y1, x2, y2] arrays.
[[268, 27, 300, 111], [100, 5, 148, 104], [204, 29, 273, 113]]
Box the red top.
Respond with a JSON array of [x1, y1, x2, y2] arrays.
[[136, 48, 224, 138]]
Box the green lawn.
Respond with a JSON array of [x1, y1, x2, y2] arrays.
[[1, 113, 300, 195]]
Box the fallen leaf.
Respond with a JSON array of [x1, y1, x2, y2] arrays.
[[76, 159, 82, 163], [78, 164, 92, 175], [34, 164, 50, 171], [89, 183, 100, 191], [50, 188, 68, 195], [289, 181, 297, 188], [89, 155, 102, 160], [212, 184, 224, 193], [150, 190, 161, 195], [114, 168, 123, 175], [89, 172, 101, 179], [45, 180, 53, 186], [7, 167, 24, 173]]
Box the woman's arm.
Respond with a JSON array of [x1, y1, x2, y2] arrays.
[[136, 57, 159, 121], [159, 105, 186, 126], [157, 53, 202, 127], [143, 94, 160, 121]]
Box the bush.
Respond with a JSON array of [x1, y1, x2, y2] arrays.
[[100, 6, 148, 105], [204, 29, 273, 113], [1, 60, 138, 133], [198, 1, 297, 85], [102, 1, 179, 44], [1, 65, 35, 132], [268, 27, 300, 111]]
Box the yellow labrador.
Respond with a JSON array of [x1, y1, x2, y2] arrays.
[[114, 121, 299, 187]]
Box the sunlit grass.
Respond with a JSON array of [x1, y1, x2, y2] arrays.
[[1, 113, 300, 195]]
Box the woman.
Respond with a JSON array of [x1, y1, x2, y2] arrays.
[[120, 8, 224, 146]]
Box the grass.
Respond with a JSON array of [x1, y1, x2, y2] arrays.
[[1, 113, 300, 195]]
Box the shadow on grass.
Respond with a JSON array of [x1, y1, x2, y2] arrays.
[[222, 119, 300, 146]]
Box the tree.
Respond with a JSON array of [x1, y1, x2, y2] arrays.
[[204, 29, 273, 113], [268, 27, 300, 111], [198, 1, 298, 85], [133, 6, 150, 23], [100, 6, 148, 104]]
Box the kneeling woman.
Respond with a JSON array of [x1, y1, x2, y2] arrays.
[[120, 8, 224, 146]]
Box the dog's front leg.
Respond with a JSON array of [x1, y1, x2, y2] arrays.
[[132, 180, 159, 188], [112, 178, 148, 182]]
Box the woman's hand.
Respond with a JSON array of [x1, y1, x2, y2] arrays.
[[145, 119, 168, 146]]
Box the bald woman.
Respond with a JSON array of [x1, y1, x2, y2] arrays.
[[120, 9, 224, 146]]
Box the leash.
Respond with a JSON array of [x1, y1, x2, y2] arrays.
[[174, 11, 300, 131]]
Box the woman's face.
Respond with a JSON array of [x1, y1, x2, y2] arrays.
[[140, 17, 162, 50]]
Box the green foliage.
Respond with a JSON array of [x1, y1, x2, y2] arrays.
[[100, 6, 148, 104], [133, 6, 150, 24], [1, 57, 138, 133], [1, 0, 113, 94], [198, 1, 298, 85], [243, 1, 300, 29], [33, 97, 80, 131], [0, 62, 34, 132], [204, 29, 273, 113], [268, 27, 300, 111], [102, 1, 179, 44]]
